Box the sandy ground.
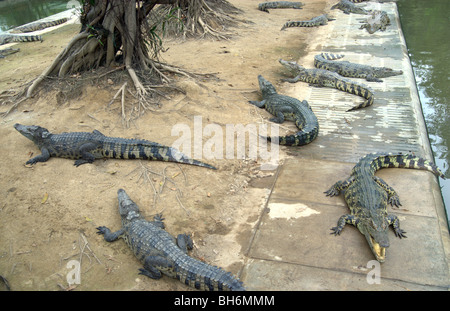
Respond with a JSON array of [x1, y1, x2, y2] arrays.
[[0, 0, 328, 290]]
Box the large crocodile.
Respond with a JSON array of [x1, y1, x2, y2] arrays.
[[10, 18, 68, 33], [14, 124, 216, 169], [258, 1, 304, 13], [331, 0, 370, 14], [281, 14, 335, 30], [0, 34, 42, 45], [279, 59, 375, 111], [249, 75, 319, 146], [324, 153, 445, 262], [97, 189, 245, 291], [314, 53, 403, 82], [360, 10, 390, 34]]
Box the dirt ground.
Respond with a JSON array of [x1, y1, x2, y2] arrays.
[[0, 0, 329, 290]]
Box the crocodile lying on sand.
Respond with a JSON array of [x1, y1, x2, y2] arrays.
[[97, 189, 245, 291], [14, 124, 216, 169], [325, 153, 445, 262], [281, 14, 335, 30], [249, 75, 319, 146], [360, 10, 390, 34], [0, 34, 42, 45], [331, 0, 370, 14], [0, 47, 20, 58], [10, 18, 68, 33], [258, 1, 304, 13], [279, 59, 375, 111], [314, 53, 403, 82]]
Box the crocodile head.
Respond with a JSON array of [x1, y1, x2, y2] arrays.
[[279, 59, 305, 75], [357, 213, 390, 262], [14, 124, 51, 147], [257, 75, 277, 97], [373, 67, 403, 78], [117, 189, 141, 224]]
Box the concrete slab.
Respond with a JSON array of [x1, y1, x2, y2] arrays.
[[240, 1, 450, 291]]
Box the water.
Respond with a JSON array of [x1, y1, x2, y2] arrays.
[[397, 0, 450, 227], [0, 0, 71, 32]]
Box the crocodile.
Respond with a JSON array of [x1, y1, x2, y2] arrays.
[[0, 34, 43, 45], [331, 0, 370, 14], [360, 10, 390, 34], [325, 153, 445, 262], [10, 18, 68, 33], [249, 75, 319, 146], [281, 14, 335, 30], [0, 47, 20, 58], [97, 189, 245, 291], [314, 53, 403, 82], [258, 1, 304, 13], [279, 59, 375, 111], [14, 124, 216, 169]]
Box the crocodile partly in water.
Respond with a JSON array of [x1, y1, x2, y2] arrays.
[[249, 75, 319, 146], [324, 153, 445, 262], [97, 189, 245, 291], [314, 53, 403, 82], [14, 124, 216, 169], [281, 14, 335, 30], [279, 58, 375, 111]]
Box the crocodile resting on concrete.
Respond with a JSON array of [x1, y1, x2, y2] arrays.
[[14, 124, 216, 169], [360, 10, 390, 34], [314, 53, 403, 82], [10, 18, 68, 33], [0, 34, 42, 45], [331, 0, 370, 14], [249, 75, 319, 146], [325, 153, 445, 262], [281, 14, 335, 30], [258, 1, 304, 13], [279, 59, 375, 111], [97, 189, 245, 291]]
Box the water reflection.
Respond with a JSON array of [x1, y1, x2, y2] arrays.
[[398, 0, 450, 225]]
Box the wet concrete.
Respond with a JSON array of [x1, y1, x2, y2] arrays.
[[239, 1, 450, 290]]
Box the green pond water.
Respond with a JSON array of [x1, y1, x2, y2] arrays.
[[397, 0, 450, 227]]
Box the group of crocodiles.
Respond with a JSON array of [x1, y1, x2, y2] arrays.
[[0, 18, 68, 48], [11, 1, 444, 291]]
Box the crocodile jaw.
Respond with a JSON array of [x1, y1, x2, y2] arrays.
[[366, 234, 386, 262]]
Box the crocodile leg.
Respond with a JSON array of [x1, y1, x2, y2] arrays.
[[151, 213, 165, 229], [281, 76, 301, 83], [387, 214, 407, 238], [74, 142, 99, 167], [269, 106, 294, 123], [373, 176, 401, 207], [177, 234, 194, 253], [26, 147, 50, 165], [139, 255, 171, 279], [331, 214, 358, 235], [96, 226, 125, 242], [248, 100, 266, 108], [365, 74, 383, 83], [324, 176, 354, 197]]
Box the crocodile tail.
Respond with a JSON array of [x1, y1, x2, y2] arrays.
[[368, 153, 445, 179], [318, 52, 345, 61], [13, 35, 43, 43], [175, 258, 245, 291], [335, 80, 375, 111], [267, 125, 319, 146]]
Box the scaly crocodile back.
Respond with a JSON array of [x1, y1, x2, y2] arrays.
[[124, 218, 245, 291]]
